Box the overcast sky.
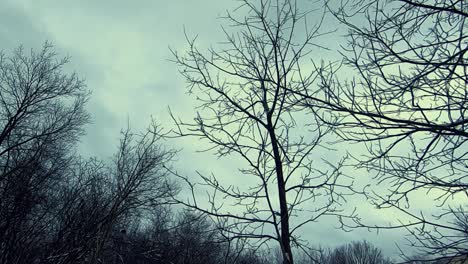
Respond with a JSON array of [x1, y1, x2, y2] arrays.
[[0, 0, 422, 259]]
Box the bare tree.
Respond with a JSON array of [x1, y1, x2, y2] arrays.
[[0, 43, 194, 264], [296, 241, 392, 264], [170, 1, 357, 263], [0, 43, 89, 264], [45, 124, 178, 264], [45, 158, 112, 264], [294, 0, 467, 261], [166, 210, 224, 264], [326, 241, 392, 264]]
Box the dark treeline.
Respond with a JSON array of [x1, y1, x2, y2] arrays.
[[0, 43, 178, 263]]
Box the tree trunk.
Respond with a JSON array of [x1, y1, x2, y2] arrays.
[[268, 118, 293, 264]]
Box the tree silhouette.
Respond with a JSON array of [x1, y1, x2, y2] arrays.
[[0, 44, 179, 264], [170, 1, 357, 263], [0, 43, 89, 264], [45, 124, 178, 264], [326, 241, 392, 264], [295, 0, 467, 261]]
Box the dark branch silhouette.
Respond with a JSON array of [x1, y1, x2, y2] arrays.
[[169, 1, 360, 263], [294, 0, 467, 261]]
